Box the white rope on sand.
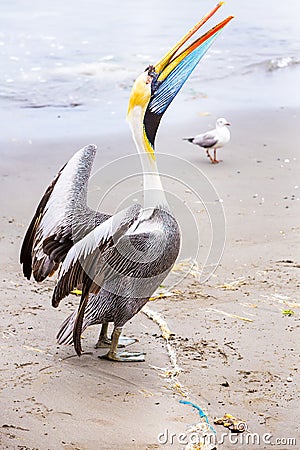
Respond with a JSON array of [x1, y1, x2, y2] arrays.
[[142, 304, 218, 450], [142, 304, 183, 380]]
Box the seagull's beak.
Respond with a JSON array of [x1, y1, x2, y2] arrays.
[[144, 2, 233, 149], [226, 122, 231, 126]]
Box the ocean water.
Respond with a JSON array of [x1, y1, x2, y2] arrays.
[[1, 0, 300, 141]]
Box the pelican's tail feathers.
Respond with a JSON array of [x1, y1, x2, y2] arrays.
[[56, 310, 77, 345], [56, 293, 101, 345]]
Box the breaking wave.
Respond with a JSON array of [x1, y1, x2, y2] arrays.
[[246, 56, 300, 74], [267, 56, 300, 71]]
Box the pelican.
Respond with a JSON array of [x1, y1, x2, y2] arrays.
[[183, 117, 231, 163], [20, 3, 233, 361]]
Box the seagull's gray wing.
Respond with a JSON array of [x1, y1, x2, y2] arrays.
[[193, 130, 218, 148]]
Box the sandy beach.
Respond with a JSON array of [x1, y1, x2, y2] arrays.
[[0, 105, 299, 449]]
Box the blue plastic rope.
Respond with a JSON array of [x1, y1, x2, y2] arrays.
[[179, 400, 216, 434]]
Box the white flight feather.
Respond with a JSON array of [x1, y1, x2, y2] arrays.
[[59, 206, 142, 277], [40, 145, 96, 240]]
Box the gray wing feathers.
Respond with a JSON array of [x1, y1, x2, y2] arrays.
[[192, 131, 218, 148], [20, 144, 99, 282], [20, 168, 64, 280], [52, 204, 142, 307]]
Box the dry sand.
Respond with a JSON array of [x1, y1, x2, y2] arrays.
[[1, 107, 299, 449]]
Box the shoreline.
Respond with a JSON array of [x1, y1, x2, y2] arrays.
[[2, 61, 300, 146]]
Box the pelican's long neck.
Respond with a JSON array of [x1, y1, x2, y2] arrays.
[[128, 106, 167, 210]]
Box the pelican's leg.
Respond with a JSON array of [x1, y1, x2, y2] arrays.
[[94, 323, 110, 348], [206, 149, 214, 163], [95, 322, 137, 349], [100, 326, 145, 362]]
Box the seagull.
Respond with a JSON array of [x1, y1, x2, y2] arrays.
[[183, 117, 231, 163], [20, 3, 233, 361]]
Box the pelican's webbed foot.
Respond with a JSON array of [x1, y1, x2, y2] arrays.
[[100, 350, 146, 362], [95, 323, 137, 349], [99, 326, 145, 362]]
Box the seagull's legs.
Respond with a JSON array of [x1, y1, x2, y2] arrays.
[[206, 149, 214, 163], [95, 322, 137, 348], [213, 148, 222, 164], [100, 326, 145, 362]]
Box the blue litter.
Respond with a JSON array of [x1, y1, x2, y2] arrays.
[[179, 399, 216, 434]]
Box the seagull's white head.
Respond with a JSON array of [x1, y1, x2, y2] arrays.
[[216, 117, 231, 127]]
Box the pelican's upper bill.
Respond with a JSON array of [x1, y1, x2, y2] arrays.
[[127, 2, 233, 158]]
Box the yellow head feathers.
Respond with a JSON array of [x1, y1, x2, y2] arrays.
[[127, 71, 156, 161], [127, 72, 152, 117]]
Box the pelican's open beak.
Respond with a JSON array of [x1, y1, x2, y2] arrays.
[[144, 2, 233, 149]]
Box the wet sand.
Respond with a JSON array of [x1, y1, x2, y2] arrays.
[[1, 106, 299, 449]]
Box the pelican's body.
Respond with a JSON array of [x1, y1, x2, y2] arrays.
[[20, 3, 233, 361], [56, 207, 180, 349], [184, 117, 231, 163], [51, 70, 182, 360]]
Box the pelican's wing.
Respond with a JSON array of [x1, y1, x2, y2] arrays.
[[193, 130, 218, 148], [20, 144, 107, 282], [52, 204, 142, 307]]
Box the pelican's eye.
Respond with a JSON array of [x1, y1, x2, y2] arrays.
[[146, 65, 155, 77], [145, 65, 160, 93], [144, 65, 155, 85]]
